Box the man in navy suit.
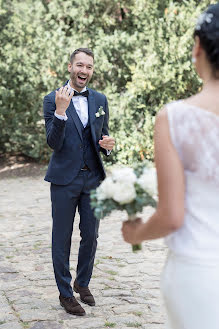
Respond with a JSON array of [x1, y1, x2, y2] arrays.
[[43, 48, 115, 316]]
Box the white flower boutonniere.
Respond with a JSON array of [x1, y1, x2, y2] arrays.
[[95, 106, 105, 118]]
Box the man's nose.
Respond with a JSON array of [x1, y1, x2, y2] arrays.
[[80, 67, 88, 75]]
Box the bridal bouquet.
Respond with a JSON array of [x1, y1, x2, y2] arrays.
[[90, 162, 157, 252]]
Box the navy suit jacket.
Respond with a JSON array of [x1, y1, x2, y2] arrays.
[[43, 84, 109, 185]]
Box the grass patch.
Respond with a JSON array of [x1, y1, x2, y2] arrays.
[[106, 270, 118, 275], [103, 285, 111, 290], [126, 323, 142, 328], [33, 242, 42, 250], [133, 311, 142, 317], [94, 259, 102, 266], [104, 322, 116, 328]]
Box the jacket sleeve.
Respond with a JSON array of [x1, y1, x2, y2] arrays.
[[100, 95, 110, 156], [43, 94, 66, 152]]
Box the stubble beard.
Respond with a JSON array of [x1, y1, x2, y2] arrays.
[[70, 71, 90, 90]]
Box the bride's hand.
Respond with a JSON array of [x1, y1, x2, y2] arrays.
[[122, 218, 143, 244]]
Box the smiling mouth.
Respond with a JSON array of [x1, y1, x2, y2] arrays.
[[78, 76, 87, 82]]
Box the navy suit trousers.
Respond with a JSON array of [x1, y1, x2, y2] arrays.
[[50, 169, 101, 297]]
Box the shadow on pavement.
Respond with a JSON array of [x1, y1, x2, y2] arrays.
[[0, 154, 47, 179]]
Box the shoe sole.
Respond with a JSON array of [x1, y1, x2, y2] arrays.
[[60, 302, 86, 316], [73, 287, 95, 307], [80, 298, 95, 307]]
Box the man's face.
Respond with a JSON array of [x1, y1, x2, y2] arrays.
[[68, 52, 94, 91]]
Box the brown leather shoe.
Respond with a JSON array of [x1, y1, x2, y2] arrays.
[[73, 280, 95, 306], [59, 295, 86, 316]]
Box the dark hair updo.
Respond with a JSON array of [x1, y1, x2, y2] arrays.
[[194, 3, 219, 78]]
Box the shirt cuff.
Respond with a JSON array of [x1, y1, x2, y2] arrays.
[[106, 150, 111, 156], [55, 111, 68, 121]]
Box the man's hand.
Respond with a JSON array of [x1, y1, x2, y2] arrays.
[[121, 218, 143, 245], [99, 135, 115, 151], [55, 86, 74, 116]]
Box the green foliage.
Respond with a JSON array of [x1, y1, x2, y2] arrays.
[[0, 0, 215, 163]]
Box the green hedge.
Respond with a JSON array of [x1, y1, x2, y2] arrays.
[[0, 0, 215, 164]]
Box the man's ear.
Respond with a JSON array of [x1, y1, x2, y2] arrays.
[[67, 63, 72, 73]]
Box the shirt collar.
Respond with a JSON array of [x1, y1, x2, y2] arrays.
[[67, 80, 87, 93]]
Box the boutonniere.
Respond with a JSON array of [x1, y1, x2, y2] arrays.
[[95, 106, 105, 118]]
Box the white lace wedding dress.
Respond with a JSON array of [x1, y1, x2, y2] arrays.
[[160, 100, 219, 329]]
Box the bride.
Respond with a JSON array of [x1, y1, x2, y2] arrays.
[[122, 3, 219, 329]]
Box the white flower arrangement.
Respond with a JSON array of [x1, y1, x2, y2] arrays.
[[195, 12, 213, 31], [137, 167, 157, 195], [95, 106, 105, 118], [90, 163, 157, 252]]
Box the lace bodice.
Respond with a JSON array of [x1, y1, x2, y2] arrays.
[[165, 100, 219, 263], [167, 100, 219, 186]]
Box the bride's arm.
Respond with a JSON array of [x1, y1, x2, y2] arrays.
[[122, 108, 185, 244]]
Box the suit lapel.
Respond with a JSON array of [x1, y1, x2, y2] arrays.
[[88, 89, 97, 144], [66, 100, 83, 141]]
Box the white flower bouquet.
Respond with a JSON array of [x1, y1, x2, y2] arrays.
[[90, 162, 157, 252]]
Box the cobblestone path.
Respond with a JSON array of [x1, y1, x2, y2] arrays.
[[0, 174, 167, 329]]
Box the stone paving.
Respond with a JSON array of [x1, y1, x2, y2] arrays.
[[0, 172, 167, 329]]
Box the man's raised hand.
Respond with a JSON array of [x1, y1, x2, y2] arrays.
[[55, 86, 74, 116]]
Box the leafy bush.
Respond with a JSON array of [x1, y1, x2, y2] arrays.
[[0, 0, 215, 163]]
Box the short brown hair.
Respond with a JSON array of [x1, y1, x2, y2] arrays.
[[70, 48, 94, 64]]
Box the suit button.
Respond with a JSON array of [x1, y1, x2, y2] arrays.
[[79, 145, 82, 149]]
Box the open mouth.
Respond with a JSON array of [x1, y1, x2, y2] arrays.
[[78, 75, 87, 83]]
